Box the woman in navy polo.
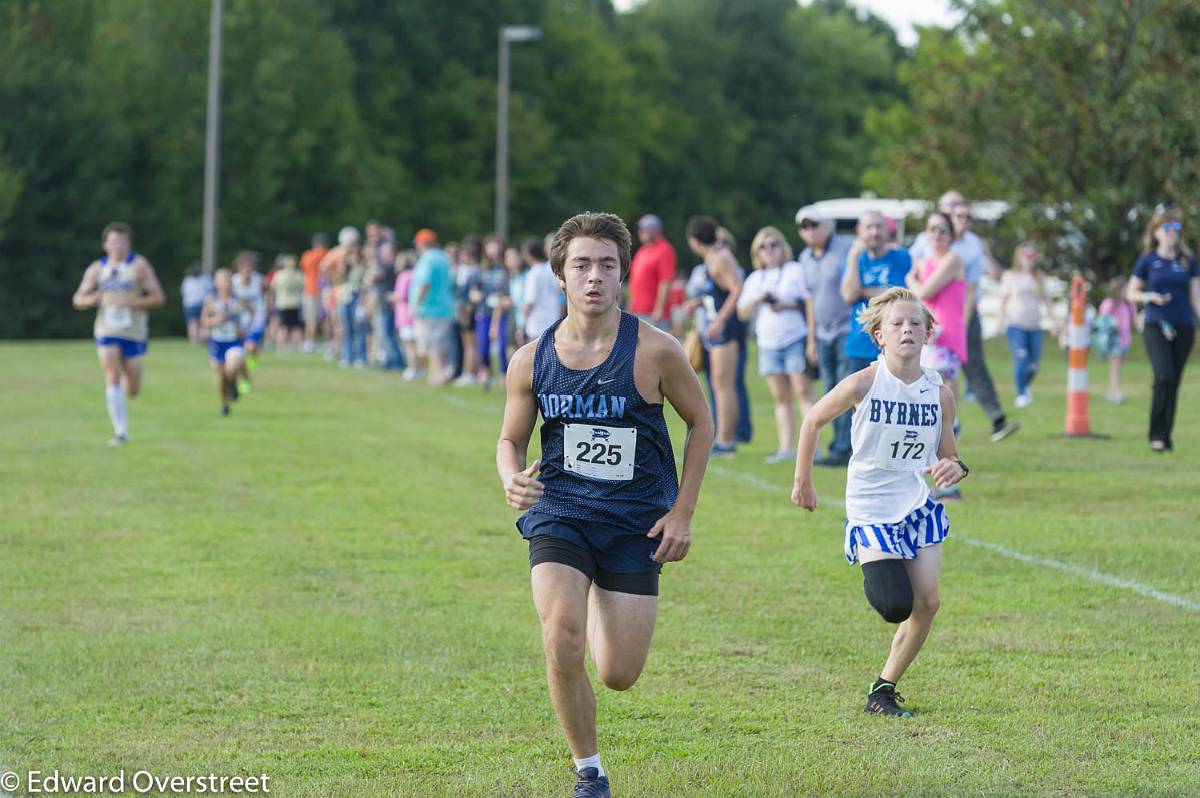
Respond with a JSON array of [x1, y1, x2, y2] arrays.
[[1126, 211, 1200, 451]]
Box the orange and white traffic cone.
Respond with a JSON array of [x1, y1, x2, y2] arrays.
[[1064, 276, 1093, 436]]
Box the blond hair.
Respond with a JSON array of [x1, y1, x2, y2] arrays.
[[749, 226, 794, 270], [856, 286, 937, 342], [1142, 209, 1190, 255], [1010, 241, 1037, 271]]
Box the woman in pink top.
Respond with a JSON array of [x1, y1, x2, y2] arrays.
[[907, 211, 967, 393], [389, 251, 420, 381], [1096, 275, 1136, 403]]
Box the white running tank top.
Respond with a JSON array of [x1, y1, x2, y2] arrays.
[[208, 296, 243, 343], [93, 254, 149, 341], [845, 358, 943, 525], [232, 271, 266, 330]]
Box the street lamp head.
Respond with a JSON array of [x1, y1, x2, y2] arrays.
[[502, 25, 542, 42]]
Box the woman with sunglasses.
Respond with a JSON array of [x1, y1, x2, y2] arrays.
[[738, 226, 816, 462], [907, 212, 967, 388], [906, 212, 966, 499], [1126, 212, 1200, 452]]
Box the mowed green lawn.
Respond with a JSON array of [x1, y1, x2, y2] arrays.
[[1, 336, 1197, 798]]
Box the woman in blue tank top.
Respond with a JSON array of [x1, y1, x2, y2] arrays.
[[496, 212, 713, 798], [686, 215, 744, 457]]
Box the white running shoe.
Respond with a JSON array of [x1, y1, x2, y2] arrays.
[[764, 449, 797, 464], [107, 434, 129, 447], [1014, 393, 1032, 408]]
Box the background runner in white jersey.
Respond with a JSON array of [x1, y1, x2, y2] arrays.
[[71, 222, 165, 446]]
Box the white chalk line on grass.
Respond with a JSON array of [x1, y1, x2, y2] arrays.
[[957, 539, 1200, 612], [704, 462, 1200, 613]]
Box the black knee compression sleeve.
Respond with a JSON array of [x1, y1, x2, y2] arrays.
[[862, 560, 913, 623]]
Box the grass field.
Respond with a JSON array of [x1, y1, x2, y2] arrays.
[[2, 336, 1198, 798]]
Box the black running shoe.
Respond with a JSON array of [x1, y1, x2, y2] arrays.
[[865, 683, 913, 717], [572, 767, 611, 798]]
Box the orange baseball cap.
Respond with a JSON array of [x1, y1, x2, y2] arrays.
[[413, 228, 438, 246]]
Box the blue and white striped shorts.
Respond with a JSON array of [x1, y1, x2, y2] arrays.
[[844, 497, 949, 565]]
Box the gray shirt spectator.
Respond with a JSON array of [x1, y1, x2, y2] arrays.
[[799, 232, 853, 341]]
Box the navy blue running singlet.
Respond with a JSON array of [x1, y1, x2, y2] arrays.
[[528, 312, 678, 531]]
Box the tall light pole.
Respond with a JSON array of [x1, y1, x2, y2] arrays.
[[495, 25, 541, 244], [201, 0, 223, 274]]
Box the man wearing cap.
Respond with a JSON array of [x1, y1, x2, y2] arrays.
[[796, 206, 854, 465], [409, 229, 455, 385], [627, 214, 677, 329]]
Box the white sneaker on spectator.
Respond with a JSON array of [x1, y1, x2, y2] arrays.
[[453, 374, 477, 387]]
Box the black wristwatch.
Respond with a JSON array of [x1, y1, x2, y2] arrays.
[[954, 458, 969, 478]]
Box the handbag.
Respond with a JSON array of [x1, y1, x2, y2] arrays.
[[684, 329, 705, 372]]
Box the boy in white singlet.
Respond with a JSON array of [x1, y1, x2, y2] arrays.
[[792, 287, 967, 716], [232, 251, 267, 383], [72, 222, 166, 446]]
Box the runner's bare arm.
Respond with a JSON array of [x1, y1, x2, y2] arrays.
[[72, 264, 101, 309], [497, 342, 544, 510], [647, 329, 712, 562], [131, 259, 166, 309], [792, 367, 873, 510], [200, 295, 222, 328], [655, 330, 713, 519], [925, 384, 965, 488]]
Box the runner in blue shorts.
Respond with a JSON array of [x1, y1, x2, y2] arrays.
[[497, 212, 713, 798], [202, 268, 249, 416], [232, 251, 266, 380], [793, 287, 967, 717], [72, 222, 165, 446]]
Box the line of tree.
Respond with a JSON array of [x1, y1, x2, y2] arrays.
[[865, 0, 1200, 282], [2, 0, 1196, 339], [0, 0, 905, 338]]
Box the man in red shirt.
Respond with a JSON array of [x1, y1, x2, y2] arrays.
[[299, 232, 330, 352], [627, 214, 677, 329]]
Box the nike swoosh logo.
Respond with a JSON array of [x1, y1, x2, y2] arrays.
[[598, 378, 616, 385], [920, 388, 930, 394]]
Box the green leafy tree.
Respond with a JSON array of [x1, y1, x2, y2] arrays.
[[865, 0, 1200, 280], [621, 0, 904, 256]]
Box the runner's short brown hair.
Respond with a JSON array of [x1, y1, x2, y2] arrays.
[[550, 212, 632, 281]]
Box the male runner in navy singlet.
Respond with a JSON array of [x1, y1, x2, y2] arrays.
[[497, 212, 713, 798]]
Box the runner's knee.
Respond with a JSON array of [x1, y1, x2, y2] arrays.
[[862, 560, 913, 623], [912, 588, 940, 619], [542, 619, 586, 673], [597, 662, 642, 692]]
